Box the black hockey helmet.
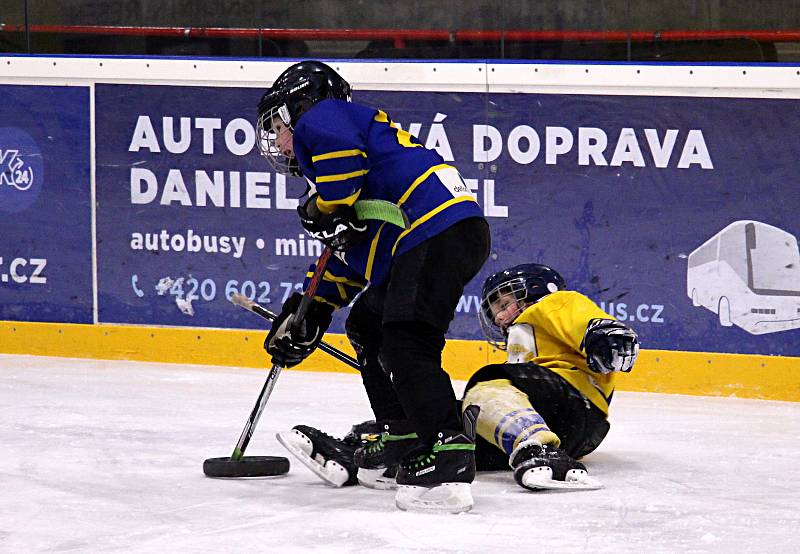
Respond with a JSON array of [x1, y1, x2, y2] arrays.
[[479, 263, 567, 349], [256, 60, 352, 176]]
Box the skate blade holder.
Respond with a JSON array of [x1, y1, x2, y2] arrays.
[[275, 430, 351, 487], [203, 455, 290, 478], [521, 466, 604, 490]]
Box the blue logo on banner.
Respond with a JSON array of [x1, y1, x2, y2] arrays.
[[0, 127, 44, 213]]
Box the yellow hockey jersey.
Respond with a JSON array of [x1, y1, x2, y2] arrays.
[[505, 290, 618, 415]]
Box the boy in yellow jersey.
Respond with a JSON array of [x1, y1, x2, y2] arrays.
[[467, 262, 639, 490], [278, 262, 638, 492]]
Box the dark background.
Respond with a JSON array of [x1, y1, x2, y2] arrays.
[[2, 1, 799, 62]]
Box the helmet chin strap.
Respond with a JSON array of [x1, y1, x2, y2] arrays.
[[277, 104, 292, 127]]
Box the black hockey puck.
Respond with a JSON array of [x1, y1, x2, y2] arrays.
[[203, 455, 290, 478]]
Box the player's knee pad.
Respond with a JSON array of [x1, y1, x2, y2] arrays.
[[345, 297, 383, 365], [463, 379, 560, 456], [463, 379, 530, 413]]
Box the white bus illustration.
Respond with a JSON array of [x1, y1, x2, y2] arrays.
[[687, 220, 800, 335]]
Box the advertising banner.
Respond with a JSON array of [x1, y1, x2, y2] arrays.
[[94, 83, 800, 356], [469, 92, 800, 357], [95, 84, 309, 331], [0, 85, 92, 323]]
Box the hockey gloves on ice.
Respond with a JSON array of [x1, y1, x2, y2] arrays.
[[265, 293, 334, 368], [581, 318, 639, 374], [297, 194, 368, 251]]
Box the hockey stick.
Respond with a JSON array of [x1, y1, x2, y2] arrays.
[[232, 246, 333, 459], [224, 199, 405, 371], [230, 293, 360, 371], [204, 247, 334, 478]]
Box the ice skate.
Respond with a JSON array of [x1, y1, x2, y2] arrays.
[[276, 425, 363, 487], [354, 420, 418, 490], [510, 439, 603, 491], [394, 405, 479, 513]]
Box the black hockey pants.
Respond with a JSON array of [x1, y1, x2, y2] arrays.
[[345, 217, 490, 445], [464, 363, 611, 470]]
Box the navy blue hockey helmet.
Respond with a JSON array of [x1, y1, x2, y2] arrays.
[[479, 263, 567, 349], [256, 61, 352, 176]]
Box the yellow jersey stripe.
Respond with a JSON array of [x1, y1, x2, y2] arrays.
[[374, 110, 423, 149], [316, 189, 362, 212], [316, 169, 369, 184], [397, 163, 453, 206], [391, 196, 476, 255], [321, 270, 364, 288], [364, 222, 387, 282], [313, 295, 340, 309], [312, 149, 367, 162], [305, 269, 361, 287]]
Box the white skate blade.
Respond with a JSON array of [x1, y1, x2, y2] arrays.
[[395, 483, 474, 513], [275, 430, 350, 488], [521, 466, 604, 491], [357, 467, 397, 490]]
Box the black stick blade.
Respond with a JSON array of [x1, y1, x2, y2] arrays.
[[203, 456, 290, 478]]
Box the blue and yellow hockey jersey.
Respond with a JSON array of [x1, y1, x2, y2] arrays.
[[291, 98, 485, 308]]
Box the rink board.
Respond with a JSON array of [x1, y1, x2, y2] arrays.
[[1, 320, 798, 402], [1, 56, 799, 399]]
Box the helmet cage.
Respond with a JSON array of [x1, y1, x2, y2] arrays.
[[478, 263, 566, 350], [478, 278, 530, 350], [256, 102, 300, 177]]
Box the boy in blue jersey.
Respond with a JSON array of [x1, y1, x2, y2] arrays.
[[256, 61, 491, 513]]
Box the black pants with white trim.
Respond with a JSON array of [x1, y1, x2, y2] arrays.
[[463, 362, 611, 470]]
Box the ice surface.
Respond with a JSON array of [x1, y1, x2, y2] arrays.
[[1, 354, 799, 553]]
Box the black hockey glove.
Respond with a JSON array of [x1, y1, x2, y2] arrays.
[[264, 293, 334, 368], [581, 318, 639, 374], [297, 194, 368, 251]]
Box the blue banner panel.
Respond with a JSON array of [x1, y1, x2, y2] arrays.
[[470, 92, 800, 357], [0, 85, 92, 323], [95, 84, 800, 356], [95, 84, 312, 330]]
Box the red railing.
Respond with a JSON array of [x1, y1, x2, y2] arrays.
[[1, 24, 800, 50]]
